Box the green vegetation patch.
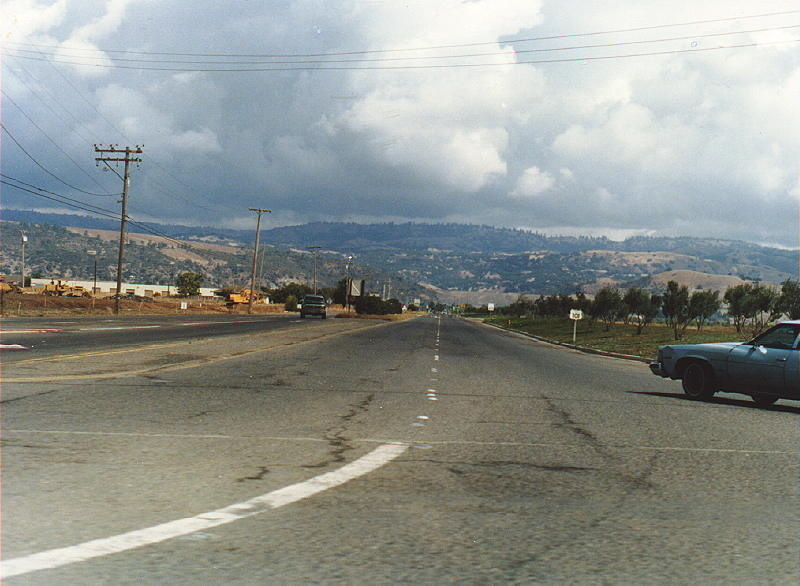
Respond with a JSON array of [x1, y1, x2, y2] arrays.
[[485, 316, 750, 360]]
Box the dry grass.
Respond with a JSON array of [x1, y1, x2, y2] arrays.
[[0, 293, 286, 317]]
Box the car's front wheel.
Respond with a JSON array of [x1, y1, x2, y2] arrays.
[[681, 362, 716, 400]]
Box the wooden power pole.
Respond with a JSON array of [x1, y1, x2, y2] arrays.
[[248, 208, 271, 314], [95, 145, 143, 315]]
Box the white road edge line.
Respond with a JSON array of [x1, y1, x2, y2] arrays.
[[1, 442, 409, 579]]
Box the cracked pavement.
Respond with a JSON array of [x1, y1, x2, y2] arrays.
[[2, 315, 798, 583]]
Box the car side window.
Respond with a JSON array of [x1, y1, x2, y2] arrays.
[[754, 325, 800, 350]]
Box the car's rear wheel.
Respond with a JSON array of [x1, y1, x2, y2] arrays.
[[681, 362, 716, 400], [751, 394, 779, 407]]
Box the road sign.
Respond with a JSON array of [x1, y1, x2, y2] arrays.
[[569, 309, 583, 343]]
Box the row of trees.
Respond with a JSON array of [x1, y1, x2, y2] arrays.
[[267, 280, 405, 315], [499, 279, 800, 340]]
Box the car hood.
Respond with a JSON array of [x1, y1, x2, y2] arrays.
[[662, 342, 742, 353]]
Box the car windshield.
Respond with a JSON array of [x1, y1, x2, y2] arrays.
[[751, 324, 800, 349]]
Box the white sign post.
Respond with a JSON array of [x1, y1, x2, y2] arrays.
[[569, 309, 584, 343]]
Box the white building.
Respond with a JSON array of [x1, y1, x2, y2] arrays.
[[30, 278, 220, 298]]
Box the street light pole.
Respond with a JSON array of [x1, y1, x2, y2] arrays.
[[19, 232, 27, 288], [87, 250, 98, 310], [308, 246, 321, 293], [344, 254, 353, 313]]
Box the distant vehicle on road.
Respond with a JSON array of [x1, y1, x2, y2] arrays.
[[650, 320, 800, 406], [299, 294, 327, 319]]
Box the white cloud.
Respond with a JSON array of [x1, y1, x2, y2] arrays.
[[2, 0, 800, 247], [95, 84, 221, 153], [511, 166, 555, 197], [0, 0, 68, 41]]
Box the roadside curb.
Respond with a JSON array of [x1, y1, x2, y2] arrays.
[[474, 319, 652, 364]]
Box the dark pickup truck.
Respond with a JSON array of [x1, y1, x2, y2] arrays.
[[299, 294, 327, 319]]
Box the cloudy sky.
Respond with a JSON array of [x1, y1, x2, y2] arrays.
[[2, 0, 799, 248]]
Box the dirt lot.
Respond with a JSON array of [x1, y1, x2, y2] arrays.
[[0, 293, 288, 317]]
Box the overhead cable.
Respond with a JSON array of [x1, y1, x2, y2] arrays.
[[4, 37, 798, 71], [3, 8, 798, 57], [6, 23, 798, 66], [1, 124, 120, 197], [1, 91, 116, 193]]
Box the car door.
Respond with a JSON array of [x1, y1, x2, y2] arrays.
[[726, 325, 800, 395]]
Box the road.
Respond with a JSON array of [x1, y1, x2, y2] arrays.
[[0, 314, 319, 362], [2, 315, 798, 583]]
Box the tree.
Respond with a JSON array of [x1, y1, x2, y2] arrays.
[[623, 288, 660, 334], [688, 290, 721, 331], [355, 295, 403, 315], [504, 295, 535, 317], [590, 287, 623, 331], [742, 283, 780, 336], [175, 272, 204, 297], [776, 279, 800, 319], [284, 295, 298, 312], [267, 282, 312, 304], [724, 283, 752, 333], [662, 280, 691, 340]]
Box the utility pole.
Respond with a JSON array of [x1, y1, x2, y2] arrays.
[[308, 246, 321, 293], [95, 144, 143, 315], [248, 208, 271, 314]]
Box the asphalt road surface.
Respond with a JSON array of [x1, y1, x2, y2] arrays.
[[2, 315, 798, 583], [0, 314, 318, 362]]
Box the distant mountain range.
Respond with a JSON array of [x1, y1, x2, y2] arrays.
[[1, 209, 797, 303]]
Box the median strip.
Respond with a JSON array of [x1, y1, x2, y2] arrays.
[[1, 320, 397, 383]]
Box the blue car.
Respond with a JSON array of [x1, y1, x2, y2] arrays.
[[650, 320, 800, 406]]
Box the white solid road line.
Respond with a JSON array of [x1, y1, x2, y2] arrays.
[[0, 344, 28, 350], [1, 442, 409, 579]]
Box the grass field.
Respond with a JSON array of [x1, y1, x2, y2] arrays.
[[484, 316, 751, 360]]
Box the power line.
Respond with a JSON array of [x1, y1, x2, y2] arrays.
[[1, 90, 117, 192], [1, 173, 224, 250], [0, 173, 121, 215], [25, 48, 227, 212], [0, 179, 122, 220], [1, 124, 119, 196], [2, 64, 96, 145], [3, 8, 798, 57], [6, 23, 798, 66], [3, 56, 224, 212], [5, 37, 798, 72]]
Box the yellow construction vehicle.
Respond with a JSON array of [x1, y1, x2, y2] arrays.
[[224, 288, 261, 306], [41, 280, 91, 297], [0, 275, 20, 294]]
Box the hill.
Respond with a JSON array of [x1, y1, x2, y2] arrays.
[[1, 210, 796, 300]]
